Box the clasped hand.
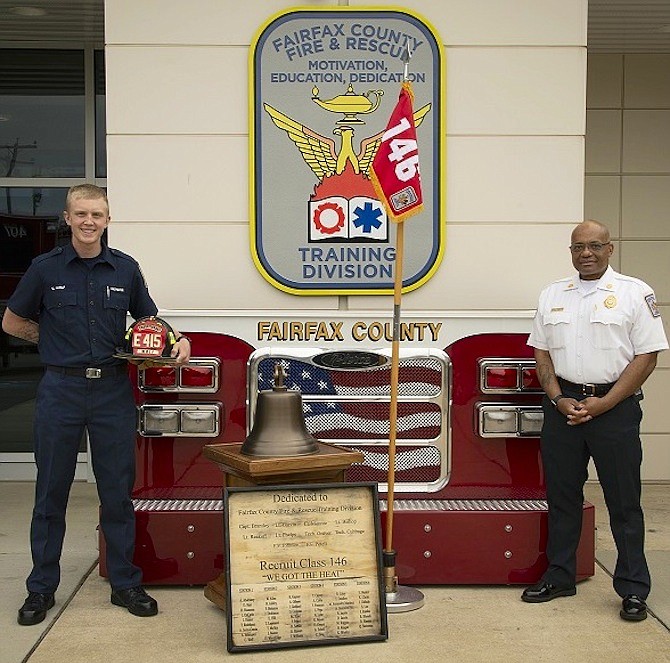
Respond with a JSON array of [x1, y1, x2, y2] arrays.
[[559, 396, 608, 425]]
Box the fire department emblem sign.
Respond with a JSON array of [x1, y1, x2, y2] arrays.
[[250, 8, 444, 295]]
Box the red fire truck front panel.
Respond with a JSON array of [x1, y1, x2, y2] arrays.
[[131, 332, 254, 497], [99, 331, 596, 586], [441, 333, 544, 498], [384, 502, 595, 585]]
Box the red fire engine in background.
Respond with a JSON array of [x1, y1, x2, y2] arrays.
[[100, 331, 595, 586]]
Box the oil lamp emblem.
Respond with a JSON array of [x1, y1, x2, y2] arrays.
[[311, 83, 383, 125]]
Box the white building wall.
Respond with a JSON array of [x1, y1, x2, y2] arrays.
[[103, 1, 669, 480], [585, 53, 670, 481], [104, 0, 586, 315]]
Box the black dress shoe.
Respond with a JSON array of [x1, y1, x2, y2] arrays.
[[111, 586, 158, 617], [620, 594, 647, 621], [521, 580, 576, 603], [18, 592, 55, 626]]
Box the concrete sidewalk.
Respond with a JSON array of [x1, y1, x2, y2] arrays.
[[2, 482, 668, 663]]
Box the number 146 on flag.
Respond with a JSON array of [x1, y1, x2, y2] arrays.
[[370, 81, 424, 223]]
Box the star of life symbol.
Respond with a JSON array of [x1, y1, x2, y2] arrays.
[[264, 83, 430, 244]]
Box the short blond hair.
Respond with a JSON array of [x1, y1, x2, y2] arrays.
[[65, 184, 109, 214]]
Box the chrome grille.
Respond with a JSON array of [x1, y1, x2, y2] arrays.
[[133, 499, 223, 511], [248, 347, 451, 494], [131, 498, 549, 513], [379, 499, 549, 511]]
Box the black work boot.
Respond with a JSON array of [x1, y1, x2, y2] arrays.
[[18, 592, 55, 625], [111, 586, 158, 617]]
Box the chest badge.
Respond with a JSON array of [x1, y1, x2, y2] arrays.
[[604, 295, 617, 309]]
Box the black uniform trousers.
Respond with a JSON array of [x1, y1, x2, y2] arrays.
[[27, 369, 142, 594], [540, 389, 650, 598]]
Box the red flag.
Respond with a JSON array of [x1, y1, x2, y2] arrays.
[[370, 81, 424, 223]]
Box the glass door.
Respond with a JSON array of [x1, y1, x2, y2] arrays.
[[0, 48, 105, 476]]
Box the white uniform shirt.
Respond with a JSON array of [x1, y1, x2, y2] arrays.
[[528, 266, 668, 384]]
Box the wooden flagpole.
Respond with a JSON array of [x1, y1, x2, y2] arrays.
[[381, 42, 425, 612], [384, 219, 403, 558]]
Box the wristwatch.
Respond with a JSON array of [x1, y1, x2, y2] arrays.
[[550, 394, 565, 408], [175, 335, 191, 344]]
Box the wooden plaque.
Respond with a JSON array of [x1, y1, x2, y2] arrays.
[[224, 483, 388, 652]]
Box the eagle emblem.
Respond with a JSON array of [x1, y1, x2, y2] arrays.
[[263, 84, 431, 242]]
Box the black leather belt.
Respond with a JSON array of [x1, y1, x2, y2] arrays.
[[46, 365, 127, 379], [558, 377, 616, 397]]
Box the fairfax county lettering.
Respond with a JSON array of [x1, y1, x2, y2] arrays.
[[271, 23, 424, 61], [256, 320, 443, 343]]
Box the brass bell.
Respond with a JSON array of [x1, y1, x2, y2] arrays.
[[240, 363, 319, 457]]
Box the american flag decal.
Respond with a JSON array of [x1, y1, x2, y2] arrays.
[[250, 349, 451, 493]]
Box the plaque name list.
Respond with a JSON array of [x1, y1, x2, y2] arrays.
[[225, 484, 387, 650]]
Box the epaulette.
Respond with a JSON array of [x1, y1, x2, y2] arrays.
[[550, 275, 574, 288], [33, 246, 64, 263], [109, 247, 137, 263]]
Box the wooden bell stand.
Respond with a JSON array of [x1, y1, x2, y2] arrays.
[[201, 442, 364, 609]]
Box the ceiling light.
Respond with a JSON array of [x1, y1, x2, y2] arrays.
[[9, 6, 47, 17]]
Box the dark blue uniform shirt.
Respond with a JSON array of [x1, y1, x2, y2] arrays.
[[8, 243, 158, 367]]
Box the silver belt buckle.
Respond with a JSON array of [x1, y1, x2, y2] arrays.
[[583, 383, 596, 396], [85, 368, 102, 379]]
